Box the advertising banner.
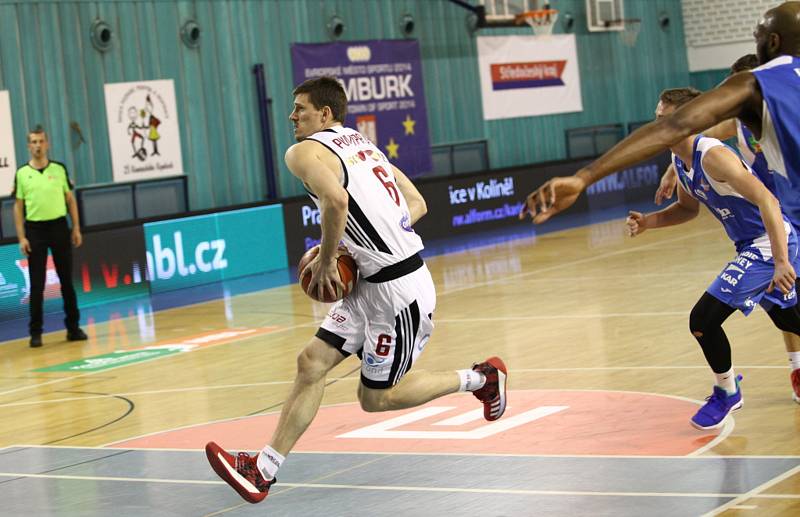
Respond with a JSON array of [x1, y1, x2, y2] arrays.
[[0, 226, 150, 322], [282, 197, 324, 267], [104, 79, 184, 183], [291, 39, 432, 176], [0, 91, 17, 196], [144, 205, 288, 293], [477, 34, 583, 120], [411, 154, 668, 241]]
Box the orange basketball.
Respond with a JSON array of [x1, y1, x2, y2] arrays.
[[298, 245, 358, 303]]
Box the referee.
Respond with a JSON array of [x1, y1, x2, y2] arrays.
[[13, 127, 87, 347]]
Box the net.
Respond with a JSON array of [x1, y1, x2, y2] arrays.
[[620, 19, 641, 47], [515, 9, 558, 36]]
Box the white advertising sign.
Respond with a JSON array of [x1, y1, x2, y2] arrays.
[[477, 34, 583, 120], [0, 91, 17, 195], [104, 80, 184, 182]]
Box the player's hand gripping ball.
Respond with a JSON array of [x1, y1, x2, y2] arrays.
[[298, 245, 358, 303]]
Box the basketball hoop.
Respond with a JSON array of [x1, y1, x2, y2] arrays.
[[606, 18, 641, 47], [514, 8, 558, 36]]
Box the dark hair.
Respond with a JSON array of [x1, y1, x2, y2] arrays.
[[729, 54, 759, 74], [27, 125, 48, 142], [292, 76, 347, 123], [659, 87, 702, 108]]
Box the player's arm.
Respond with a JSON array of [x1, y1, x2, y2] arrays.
[[524, 72, 760, 223], [702, 147, 795, 294], [579, 73, 758, 187], [13, 198, 30, 256], [702, 118, 737, 141], [654, 163, 677, 205], [65, 189, 82, 247], [285, 141, 348, 262], [627, 181, 700, 236], [391, 164, 427, 225]]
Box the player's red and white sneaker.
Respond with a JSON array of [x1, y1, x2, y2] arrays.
[[205, 441, 275, 504], [791, 369, 800, 404], [471, 356, 508, 421]]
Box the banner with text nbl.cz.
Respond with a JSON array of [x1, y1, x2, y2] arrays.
[[291, 39, 432, 177], [0, 226, 149, 323], [143, 205, 288, 293], [0, 205, 289, 321]]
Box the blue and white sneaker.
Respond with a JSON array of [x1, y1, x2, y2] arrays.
[[690, 375, 743, 430]]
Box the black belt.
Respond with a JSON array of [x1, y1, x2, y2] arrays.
[[364, 253, 423, 283]]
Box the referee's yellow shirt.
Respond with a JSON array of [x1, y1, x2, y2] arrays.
[[14, 161, 71, 222]]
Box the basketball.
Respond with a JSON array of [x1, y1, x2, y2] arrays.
[[298, 245, 358, 303]]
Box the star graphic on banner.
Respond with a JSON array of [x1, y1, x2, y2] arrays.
[[402, 114, 416, 135], [385, 138, 399, 159]]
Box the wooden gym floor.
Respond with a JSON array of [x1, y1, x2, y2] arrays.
[[1, 207, 800, 516]]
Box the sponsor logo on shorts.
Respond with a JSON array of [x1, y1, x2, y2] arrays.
[[365, 353, 389, 366], [328, 311, 347, 325], [364, 364, 390, 376]]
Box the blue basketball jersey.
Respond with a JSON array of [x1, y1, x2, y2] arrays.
[[752, 55, 800, 224], [673, 136, 779, 246], [736, 119, 774, 193]]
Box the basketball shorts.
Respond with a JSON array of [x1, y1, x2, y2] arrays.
[[316, 263, 436, 389], [708, 223, 800, 315]]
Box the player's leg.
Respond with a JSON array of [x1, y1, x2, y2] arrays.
[[765, 306, 800, 402], [269, 336, 348, 454], [357, 266, 507, 421], [25, 222, 50, 344], [205, 335, 347, 504], [688, 291, 742, 430], [49, 218, 82, 338]]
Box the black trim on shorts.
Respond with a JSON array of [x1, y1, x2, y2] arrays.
[[365, 253, 423, 283], [387, 300, 420, 386], [315, 327, 351, 357], [360, 374, 392, 389]]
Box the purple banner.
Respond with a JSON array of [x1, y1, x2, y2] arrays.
[[291, 40, 432, 177]]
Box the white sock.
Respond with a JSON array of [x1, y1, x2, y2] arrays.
[[457, 369, 486, 392], [256, 446, 284, 481], [789, 351, 800, 371], [714, 368, 738, 395]]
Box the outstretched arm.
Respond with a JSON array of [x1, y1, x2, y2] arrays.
[[522, 72, 760, 224]]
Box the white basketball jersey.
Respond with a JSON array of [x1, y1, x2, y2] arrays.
[[305, 125, 424, 277]]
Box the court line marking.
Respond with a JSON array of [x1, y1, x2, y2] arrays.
[[0, 367, 789, 410], [92, 388, 731, 456], [1, 470, 798, 501], [702, 463, 800, 516], [435, 312, 688, 321], [0, 320, 319, 398], [8, 445, 800, 460]]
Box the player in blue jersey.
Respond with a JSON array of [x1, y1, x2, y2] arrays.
[[522, 2, 800, 224], [653, 55, 800, 403], [625, 88, 800, 429]]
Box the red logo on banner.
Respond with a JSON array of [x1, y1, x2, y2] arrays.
[[490, 61, 567, 90]]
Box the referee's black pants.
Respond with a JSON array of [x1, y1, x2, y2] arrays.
[[24, 217, 80, 336]]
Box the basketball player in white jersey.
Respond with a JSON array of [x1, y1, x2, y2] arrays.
[[205, 77, 508, 504], [652, 55, 800, 403]]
